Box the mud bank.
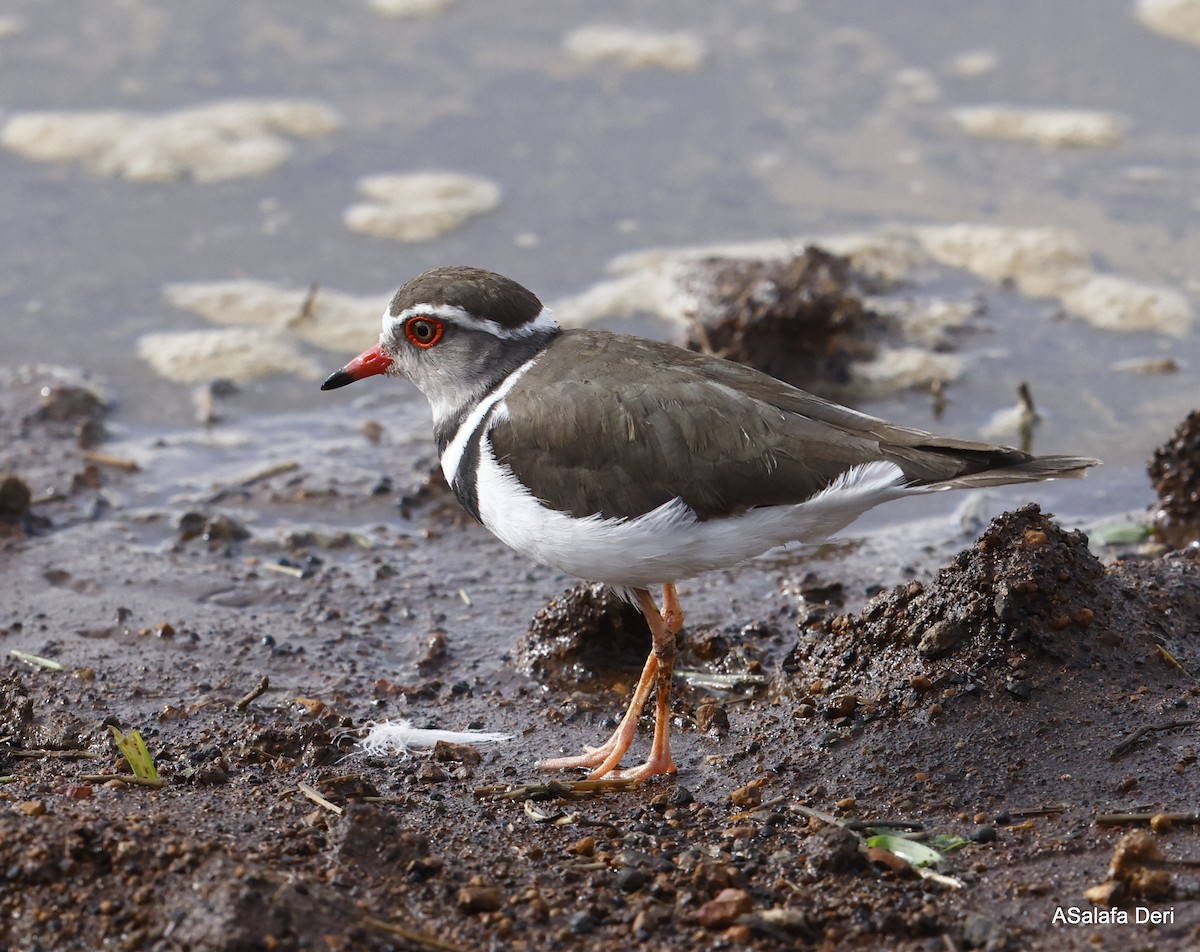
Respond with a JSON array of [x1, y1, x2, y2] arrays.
[[1, 366, 1198, 951]]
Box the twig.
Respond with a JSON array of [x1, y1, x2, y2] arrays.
[[1097, 811, 1200, 826], [1003, 804, 1068, 818], [1110, 719, 1199, 758], [474, 777, 640, 800], [79, 773, 166, 788], [81, 450, 140, 472], [845, 818, 927, 832], [8, 748, 99, 760], [297, 781, 343, 815], [262, 562, 305, 579], [286, 282, 320, 328], [235, 676, 270, 710], [360, 914, 467, 951], [205, 461, 299, 503]]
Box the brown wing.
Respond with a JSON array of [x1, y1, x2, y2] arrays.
[[489, 330, 1094, 521]]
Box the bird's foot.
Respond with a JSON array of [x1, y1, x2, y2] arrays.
[[538, 723, 633, 779], [611, 749, 677, 783]]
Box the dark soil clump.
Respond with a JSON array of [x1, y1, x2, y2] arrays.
[[683, 247, 888, 396], [1149, 408, 1200, 547]]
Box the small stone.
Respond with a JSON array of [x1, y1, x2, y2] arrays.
[[570, 835, 596, 856], [695, 700, 729, 734], [1006, 679, 1033, 700], [17, 800, 46, 817], [1083, 880, 1123, 905], [0, 474, 32, 521], [968, 824, 997, 843], [729, 777, 768, 807], [963, 912, 1003, 948], [697, 887, 753, 928], [568, 910, 596, 934], [456, 885, 502, 913], [667, 785, 695, 807], [909, 674, 933, 692], [864, 846, 915, 876], [1150, 813, 1173, 833], [917, 618, 968, 658], [805, 823, 862, 875], [615, 868, 651, 893], [432, 740, 481, 765]]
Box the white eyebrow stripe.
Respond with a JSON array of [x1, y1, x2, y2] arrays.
[[382, 303, 558, 339]]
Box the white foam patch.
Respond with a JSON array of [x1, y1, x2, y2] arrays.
[[1137, 0, 1200, 48], [0, 15, 26, 39], [945, 50, 999, 77], [563, 25, 706, 70], [343, 171, 501, 242], [850, 347, 965, 395], [360, 719, 511, 756], [137, 328, 323, 384], [951, 105, 1125, 149], [0, 99, 341, 183], [163, 280, 389, 354], [915, 223, 1194, 335], [369, 0, 455, 16]]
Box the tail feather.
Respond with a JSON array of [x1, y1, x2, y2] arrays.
[[917, 454, 1099, 491]]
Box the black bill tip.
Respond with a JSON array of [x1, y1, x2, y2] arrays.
[[320, 369, 355, 391]]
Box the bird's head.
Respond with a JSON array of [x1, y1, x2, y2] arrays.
[[321, 266, 559, 425]]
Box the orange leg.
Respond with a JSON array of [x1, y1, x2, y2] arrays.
[[538, 583, 683, 781]]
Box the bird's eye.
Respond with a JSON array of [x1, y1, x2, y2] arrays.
[[405, 317, 444, 349]]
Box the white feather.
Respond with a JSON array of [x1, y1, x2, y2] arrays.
[[360, 719, 512, 756]]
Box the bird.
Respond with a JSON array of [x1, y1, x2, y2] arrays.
[[321, 266, 1097, 782]]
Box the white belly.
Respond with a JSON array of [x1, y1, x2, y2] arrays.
[[474, 431, 911, 588]]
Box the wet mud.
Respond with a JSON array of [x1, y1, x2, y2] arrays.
[[2, 366, 1199, 951]]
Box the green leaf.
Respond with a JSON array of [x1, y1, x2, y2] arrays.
[[9, 650, 64, 671], [108, 726, 159, 781], [865, 834, 945, 868], [927, 833, 970, 852]]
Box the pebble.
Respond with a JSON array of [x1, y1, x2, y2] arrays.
[[570, 835, 595, 856], [697, 887, 753, 928], [568, 910, 596, 934], [729, 777, 768, 807], [615, 868, 651, 893], [456, 885, 501, 913], [805, 824, 862, 875]]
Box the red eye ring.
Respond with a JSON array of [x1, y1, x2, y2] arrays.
[[405, 316, 444, 349]]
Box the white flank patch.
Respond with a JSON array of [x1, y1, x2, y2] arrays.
[[440, 356, 540, 488], [360, 719, 511, 756], [475, 442, 910, 587], [385, 304, 558, 341]]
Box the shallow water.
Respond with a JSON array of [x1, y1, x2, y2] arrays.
[[1, 0, 1197, 522]]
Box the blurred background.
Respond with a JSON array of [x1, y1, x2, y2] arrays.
[[1, 0, 1198, 522]]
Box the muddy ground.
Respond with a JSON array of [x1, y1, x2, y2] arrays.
[[2, 363, 1199, 952]]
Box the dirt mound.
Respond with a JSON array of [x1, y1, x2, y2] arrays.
[[683, 248, 887, 396], [1149, 408, 1200, 548]]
